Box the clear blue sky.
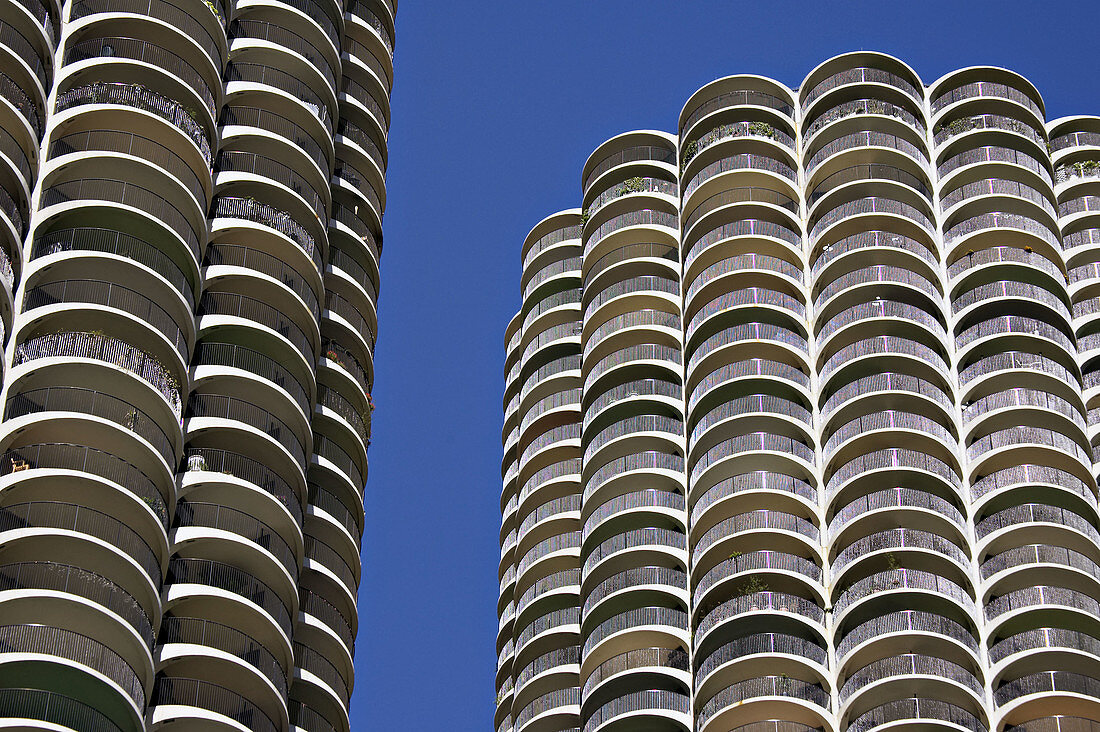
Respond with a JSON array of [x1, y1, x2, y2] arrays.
[[355, 1, 1100, 729]]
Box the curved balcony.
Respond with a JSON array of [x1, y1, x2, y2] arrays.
[[985, 585, 1100, 624], [681, 88, 794, 136], [581, 606, 688, 660], [955, 315, 1074, 355], [582, 488, 682, 539], [942, 178, 1057, 222], [691, 472, 817, 533], [829, 488, 965, 545], [216, 150, 326, 227], [39, 176, 201, 257], [980, 543, 1100, 585], [690, 394, 812, 449], [682, 153, 796, 201], [693, 550, 822, 611], [803, 66, 922, 109], [582, 452, 684, 506], [805, 97, 922, 142], [198, 291, 314, 366], [810, 196, 934, 244], [691, 432, 815, 490], [939, 146, 1050, 187], [696, 632, 827, 689], [687, 287, 806, 342], [835, 609, 978, 663], [849, 698, 984, 732], [833, 527, 969, 580], [823, 410, 956, 461], [55, 82, 211, 164], [934, 113, 1045, 148], [684, 219, 801, 275], [30, 228, 195, 310], [819, 334, 947, 394], [950, 245, 1065, 287], [967, 426, 1090, 472], [839, 653, 982, 704], [230, 17, 335, 90], [695, 676, 830, 731], [295, 640, 349, 707], [586, 176, 677, 218], [48, 129, 206, 209], [175, 501, 297, 582], [832, 568, 976, 624], [931, 79, 1043, 119], [583, 414, 682, 466], [64, 35, 215, 116], [687, 324, 809, 380], [23, 278, 188, 358], [694, 590, 825, 648], [5, 385, 176, 467], [815, 264, 939, 314], [821, 372, 952, 427], [1007, 719, 1100, 732], [514, 644, 579, 694], [692, 510, 819, 568], [993, 671, 1100, 713], [970, 464, 1095, 509], [515, 607, 579, 656], [582, 646, 687, 699], [514, 687, 579, 732], [825, 447, 962, 505], [812, 230, 936, 285], [584, 275, 678, 324], [583, 145, 676, 194], [963, 388, 1085, 435], [582, 566, 686, 619], [188, 392, 306, 470], [0, 623, 145, 712], [581, 527, 685, 579], [165, 557, 292, 641], [517, 532, 580, 582], [300, 588, 354, 655], [210, 195, 321, 274], [68, 0, 225, 70], [583, 209, 678, 260], [989, 627, 1100, 668], [583, 689, 689, 732], [222, 105, 328, 183], [159, 615, 287, 701], [0, 560, 154, 648], [150, 677, 278, 732], [516, 568, 580, 620], [0, 688, 126, 732], [584, 344, 680, 394], [688, 358, 810, 414], [806, 131, 928, 178], [0, 501, 160, 583]]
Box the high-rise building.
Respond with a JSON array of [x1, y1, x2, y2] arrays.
[[0, 0, 392, 729], [498, 51, 1100, 732]]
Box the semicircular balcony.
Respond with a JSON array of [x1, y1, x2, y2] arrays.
[[684, 212, 802, 287], [819, 371, 953, 440], [581, 451, 684, 515], [848, 697, 985, 732], [838, 653, 984, 725], [0, 622, 147, 732], [692, 550, 824, 620], [690, 471, 818, 546], [832, 568, 977, 642], [694, 673, 832, 732], [830, 525, 971, 592], [805, 132, 929, 198], [157, 614, 288, 716], [828, 487, 967, 561], [581, 527, 686, 592], [163, 556, 293, 665], [824, 445, 963, 520], [930, 70, 1045, 130], [801, 55, 924, 117], [993, 671, 1100, 729], [581, 134, 676, 202], [691, 432, 816, 503], [835, 609, 980, 682], [148, 675, 283, 732], [811, 231, 938, 306], [680, 76, 795, 142]]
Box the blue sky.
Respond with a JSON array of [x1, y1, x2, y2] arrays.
[[355, 1, 1100, 730]]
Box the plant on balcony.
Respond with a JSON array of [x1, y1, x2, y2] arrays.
[[748, 121, 775, 139], [579, 209, 590, 226], [618, 177, 646, 195], [680, 140, 698, 170], [737, 576, 769, 597], [865, 99, 886, 115]]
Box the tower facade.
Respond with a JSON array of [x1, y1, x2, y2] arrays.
[[0, 0, 392, 729], [498, 52, 1100, 732]]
